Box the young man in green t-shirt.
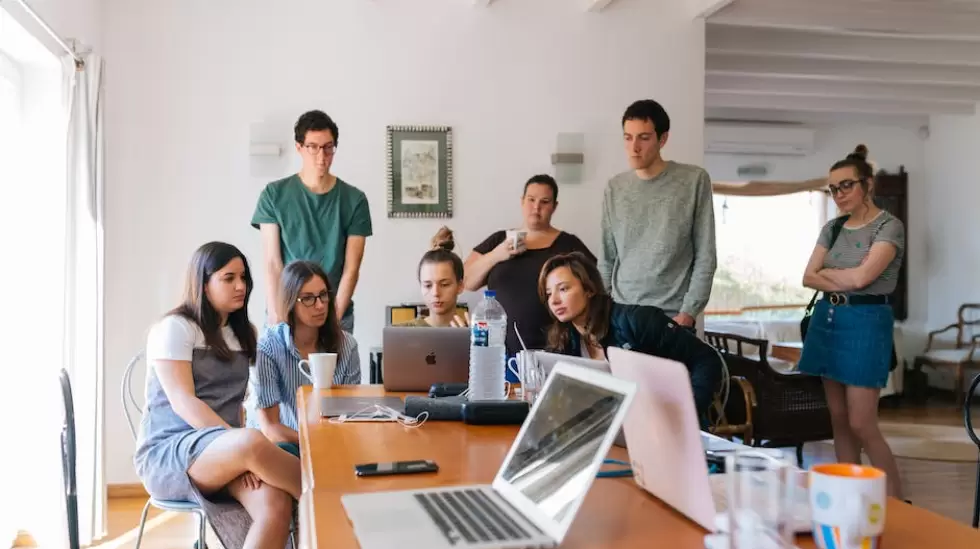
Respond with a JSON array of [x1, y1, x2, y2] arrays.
[[252, 110, 373, 332]]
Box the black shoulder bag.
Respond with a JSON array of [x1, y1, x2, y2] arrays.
[[800, 216, 848, 342]]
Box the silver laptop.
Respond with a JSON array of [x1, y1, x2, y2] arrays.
[[341, 362, 638, 549], [319, 396, 406, 418], [605, 347, 811, 534], [532, 351, 610, 375], [382, 326, 470, 391]]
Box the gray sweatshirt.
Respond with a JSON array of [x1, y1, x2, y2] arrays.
[[599, 161, 717, 318]]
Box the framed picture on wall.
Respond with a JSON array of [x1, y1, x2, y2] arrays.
[[386, 125, 453, 218]]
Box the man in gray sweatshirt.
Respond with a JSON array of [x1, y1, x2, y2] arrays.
[[599, 99, 717, 328]]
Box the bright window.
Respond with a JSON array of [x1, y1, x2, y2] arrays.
[[706, 191, 829, 319]]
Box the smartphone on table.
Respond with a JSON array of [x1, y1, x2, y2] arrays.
[[354, 459, 439, 477]]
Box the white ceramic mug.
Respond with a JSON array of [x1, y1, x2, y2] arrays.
[[809, 463, 887, 549], [505, 229, 527, 251], [298, 352, 337, 389]]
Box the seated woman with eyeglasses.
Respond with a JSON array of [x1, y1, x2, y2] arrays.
[[136, 242, 298, 549], [398, 227, 469, 327], [248, 260, 361, 456], [538, 251, 723, 428]]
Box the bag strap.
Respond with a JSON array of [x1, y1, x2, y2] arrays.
[[805, 215, 851, 310], [828, 215, 849, 249]]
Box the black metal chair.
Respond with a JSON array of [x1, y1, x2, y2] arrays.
[[59, 369, 80, 549], [965, 372, 980, 529]]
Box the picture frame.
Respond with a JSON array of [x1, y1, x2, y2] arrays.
[[386, 125, 453, 218]]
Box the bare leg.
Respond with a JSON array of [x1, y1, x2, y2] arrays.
[[823, 378, 861, 464], [187, 428, 301, 499], [226, 475, 293, 549], [845, 385, 903, 498]]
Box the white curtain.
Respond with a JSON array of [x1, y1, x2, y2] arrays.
[[62, 51, 106, 547]]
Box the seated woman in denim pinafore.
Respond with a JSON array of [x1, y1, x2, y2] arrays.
[[134, 242, 299, 549], [246, 260, 361, 456], [799, 144, 905, 499]]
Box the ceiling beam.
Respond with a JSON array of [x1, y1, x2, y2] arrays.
[[707, 53, 980, 86], [706, 74, 980, 103], [583, 0, 616, 12], [709, 0, 980, 39], [707, 24, 980, 66], [705, 106, 931, 130], [706, 91, 976, 116], [690, 0, 734, 19]]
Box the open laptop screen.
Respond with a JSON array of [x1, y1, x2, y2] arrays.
[[499, 371, 625, 523]]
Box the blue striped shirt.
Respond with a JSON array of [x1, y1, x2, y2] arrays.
[[246, 322, 361, 431]]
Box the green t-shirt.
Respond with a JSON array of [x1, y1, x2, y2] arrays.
[[251, 175, 373, 318]]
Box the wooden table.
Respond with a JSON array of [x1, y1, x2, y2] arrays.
[[297, 385, 980, 548], [771, 341, 804, 363]]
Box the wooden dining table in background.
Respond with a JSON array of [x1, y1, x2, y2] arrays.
[[296, 385, 980, 549], [771, 341, 804, 363]]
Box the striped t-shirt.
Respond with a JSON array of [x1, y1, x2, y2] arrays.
[[818, 211, 905, 295], [246, 322, 361, 431]]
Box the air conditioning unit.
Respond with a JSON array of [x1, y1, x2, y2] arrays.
[[705, 122, 815, 156]]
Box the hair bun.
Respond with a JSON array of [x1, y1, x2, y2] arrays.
[[430, 226, 455, 252], [849, 144, 869, 162]]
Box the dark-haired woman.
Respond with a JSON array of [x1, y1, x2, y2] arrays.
[[464, 175, 595, 378], [800, 145, 905, 498], [135, 242, 298, 549], [538, 252, 723, 427], [249, 260, 361, 455], [399, 227, 469, 327]]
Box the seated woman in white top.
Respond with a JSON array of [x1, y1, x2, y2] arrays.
[[248, 260, 361, 456], [135, 241, 298, 549]]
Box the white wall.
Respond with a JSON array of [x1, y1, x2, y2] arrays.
[[924, 114, 980, 327], [101, 0, 706, 483], [704, 124, 929, 348], [923, 112, 980, 391]]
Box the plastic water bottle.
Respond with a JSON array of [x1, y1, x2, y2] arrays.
[[469, 290, 507, 400]]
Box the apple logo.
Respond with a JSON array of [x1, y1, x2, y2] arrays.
[[425, 352, 437, 365]]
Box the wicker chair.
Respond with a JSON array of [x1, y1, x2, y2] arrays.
[[705, 331, 833, 465]]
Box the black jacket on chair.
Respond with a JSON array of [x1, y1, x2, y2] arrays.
[[553, 302, 723, 428]]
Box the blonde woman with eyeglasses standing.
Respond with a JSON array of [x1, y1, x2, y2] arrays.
[[799, 144, 905, 498]]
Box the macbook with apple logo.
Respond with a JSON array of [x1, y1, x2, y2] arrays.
[[382, 326, 471, 391]]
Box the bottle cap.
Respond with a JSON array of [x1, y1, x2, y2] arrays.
[[484, 290, 496, 298]]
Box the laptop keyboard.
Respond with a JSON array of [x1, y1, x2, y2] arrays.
[[414, 489, 535, 546]]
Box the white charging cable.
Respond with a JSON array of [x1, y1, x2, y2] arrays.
[[328, 404, 428, 429]]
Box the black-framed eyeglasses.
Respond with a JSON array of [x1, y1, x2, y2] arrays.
[[297, 290, 330, 307], [828, 179, 861, 196], [303, 143, 336, 156]]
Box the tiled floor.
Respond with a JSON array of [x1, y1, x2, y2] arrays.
[[93, 400, 978, 549]]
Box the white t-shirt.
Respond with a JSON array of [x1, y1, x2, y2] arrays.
[[146, 315, 243, 361]]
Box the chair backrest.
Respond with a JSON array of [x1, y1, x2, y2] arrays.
[[59, 369, 80, 549], [704, 330, 768, 359], [955, 304, 980, 348], [122, 350, 145, 442]]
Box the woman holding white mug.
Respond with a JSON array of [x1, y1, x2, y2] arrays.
[[248, 260, 361, 456], [464, 174, 595, 379]]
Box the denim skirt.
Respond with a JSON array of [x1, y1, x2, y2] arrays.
[[798, 300, 893, 389]]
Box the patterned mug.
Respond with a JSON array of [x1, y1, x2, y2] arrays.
[[809, 463, 886, 549]]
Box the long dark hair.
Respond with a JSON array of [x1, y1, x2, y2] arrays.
[[418, 226, 463, 281], [170, 242, 257, 362], [278, 260, 343, 353], [537, 252, 612, 352]]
